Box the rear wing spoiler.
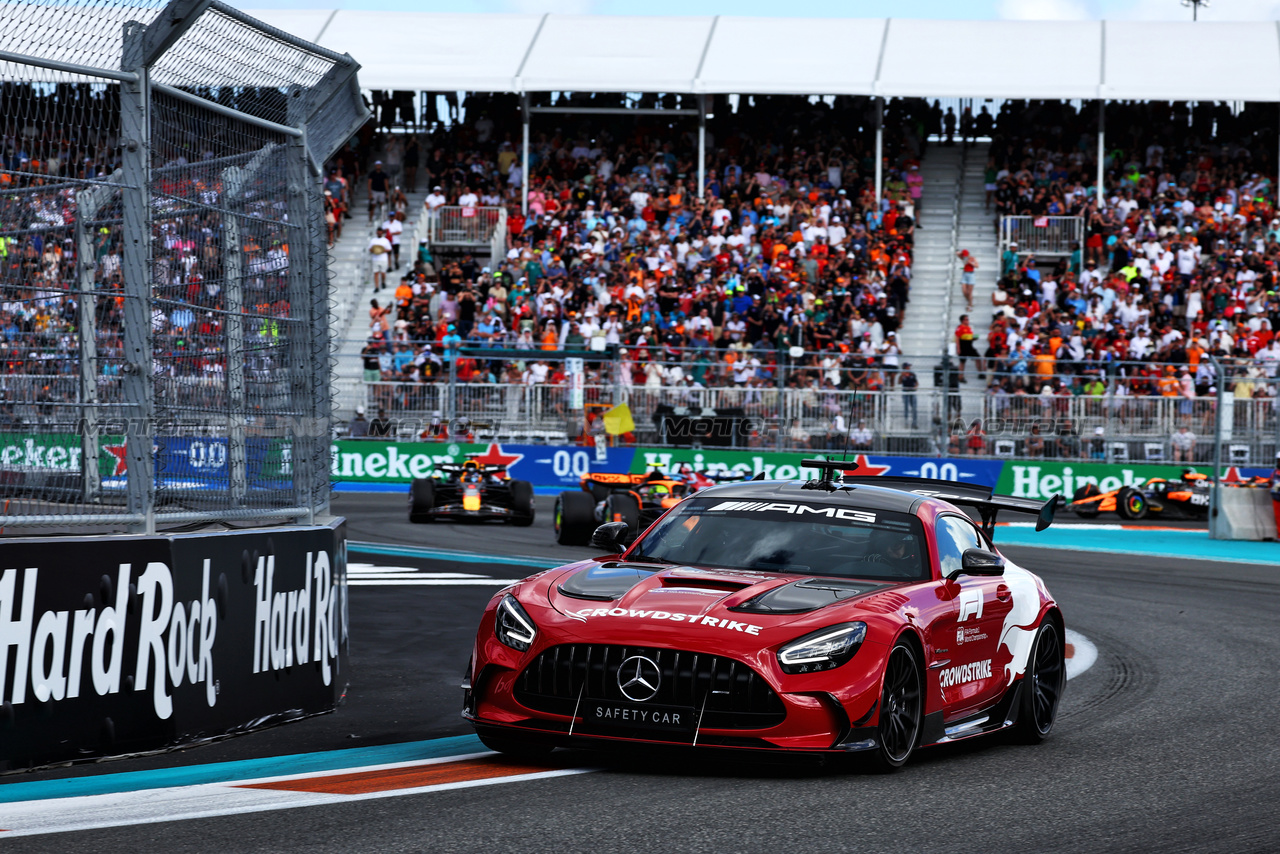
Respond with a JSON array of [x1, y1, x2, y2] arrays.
[[438, 462, 508, 475], [841, 476, 1056, 537]]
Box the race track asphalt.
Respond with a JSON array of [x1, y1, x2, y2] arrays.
[[4, 493, 1278, 853]]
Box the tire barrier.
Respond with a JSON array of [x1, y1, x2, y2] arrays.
[[0, 521, 348, 771]]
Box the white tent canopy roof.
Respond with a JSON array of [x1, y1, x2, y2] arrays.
[[245, 11, 1280, 101]]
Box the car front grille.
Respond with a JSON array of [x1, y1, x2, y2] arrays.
[[514, 643, 786, 730]]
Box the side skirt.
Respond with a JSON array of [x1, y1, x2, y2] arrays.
[[921, 681, 1024, 747]]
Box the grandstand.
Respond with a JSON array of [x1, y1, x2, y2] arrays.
[[8, 10, 1280, 468]]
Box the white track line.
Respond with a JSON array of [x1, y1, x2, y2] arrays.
[[0, 762, 591, 838], [1064, 629, 1097, 680]]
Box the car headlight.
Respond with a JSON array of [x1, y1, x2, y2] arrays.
[[777, 622, 866, 674], [495, 594, 537, 652]]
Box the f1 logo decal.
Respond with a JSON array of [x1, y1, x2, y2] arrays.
[[958, 589, 984, 622]]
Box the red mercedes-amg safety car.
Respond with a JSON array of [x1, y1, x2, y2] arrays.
[[463, 462, 1065, 770]]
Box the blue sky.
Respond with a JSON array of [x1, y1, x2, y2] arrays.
[[235, 1, 1280, 20]]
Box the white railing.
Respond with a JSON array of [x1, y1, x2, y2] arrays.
[[1000, 215, 1084, 258], [359, 377, 1280, 453], [489, 207, 508, 269], [423, 205, 504, 246]]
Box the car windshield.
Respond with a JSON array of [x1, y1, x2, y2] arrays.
[[628, 496, 928, 581]]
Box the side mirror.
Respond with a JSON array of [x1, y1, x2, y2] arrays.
[[590, 521, 630, 551], [948, 548, 1006, 579]]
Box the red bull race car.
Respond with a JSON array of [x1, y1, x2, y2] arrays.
[[408, 459, 535, 525], [466, 461, 1065, 770]]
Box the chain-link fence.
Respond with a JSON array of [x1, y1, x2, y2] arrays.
[[0, 0, 368, 531]]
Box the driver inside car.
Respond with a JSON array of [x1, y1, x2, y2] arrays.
[[863, 531, 921, 578]]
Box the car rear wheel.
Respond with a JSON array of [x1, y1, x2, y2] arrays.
[[408, 478, 435, 523], [871, 640, 923, 772], [554, 490, 596, 546], [508, 479, 535, 526], [1013, 620, 1065, 744], [603, 492, 641, 541], [477, 733, 555, 760], [1071, 483, 1101, 518], [1116, 485, 1148, 520]]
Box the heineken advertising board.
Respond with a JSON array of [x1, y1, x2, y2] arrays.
[[0, 433, 290, 489], [6, 434, 1267, 496], [328, 440, 636, 489], [627, 448, 1006, 487], [327, 441, 1004, 489], [995, 460, 1272, 500]]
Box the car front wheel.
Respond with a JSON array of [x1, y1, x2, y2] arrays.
[[871, 640, 923, 772], [1013, 620, 1065, 743]]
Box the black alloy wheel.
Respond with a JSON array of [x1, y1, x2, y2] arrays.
[[1014, 621, 1065, 743], [873, 641, 923, 771]]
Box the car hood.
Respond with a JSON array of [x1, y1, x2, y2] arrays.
[[545, 561, 896, 631]]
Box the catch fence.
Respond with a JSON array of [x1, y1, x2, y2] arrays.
[[350, 349, 1279, 463], [0, 0, 368, 532]]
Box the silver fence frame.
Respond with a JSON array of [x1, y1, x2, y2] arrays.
[[422, 204, 508, 265], [999, 215, 1085, 258], [0, 0, 369, 532]]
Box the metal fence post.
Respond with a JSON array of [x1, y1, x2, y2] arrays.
[[286, 95, 318, 521], [448, 355, 458, 424], [1210, 355, 1224, 538], [220, 151, 276, 509], [308, 150, 335, 519], [120, 21, 155, 534], [74, 174, 121, 506]]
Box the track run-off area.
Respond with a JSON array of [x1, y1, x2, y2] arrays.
[[0, 492, 1276, 853]]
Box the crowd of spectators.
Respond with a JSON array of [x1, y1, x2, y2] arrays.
[[354, 95, 933, 408], [968, 100, 1280, 420]]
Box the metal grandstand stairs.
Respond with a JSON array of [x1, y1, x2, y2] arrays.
[[328, 183, 430, 421], [948, 142, 997, 423], [897, 144, 963, 384]]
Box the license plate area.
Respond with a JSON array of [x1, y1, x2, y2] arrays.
[[579, 701, 696, 735]]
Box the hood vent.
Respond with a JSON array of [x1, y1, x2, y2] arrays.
[[731, 578, 887, 615], [660, 574, 755, 592], [558, 563, 657, 601]]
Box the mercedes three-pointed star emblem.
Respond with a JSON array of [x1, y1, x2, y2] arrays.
[[617, 655, 662, 702]]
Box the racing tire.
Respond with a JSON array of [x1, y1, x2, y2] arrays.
[[870, 640, 923, 772], [508, 479, 535, 527], [408, 478, 435, 523], [554, 490, 596, 546], [603, 492, 641, 541], [1012, 620, 1066, 744], [477, 733, 555, 760], [1071, 484, 1101, 518], [1116, 486, 1148, 520]]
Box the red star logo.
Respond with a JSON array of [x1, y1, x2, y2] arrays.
[[841, 454, 891, 477], [469, 443, 523, 469], [1222, 466, 1242, 483], [104, 444, 128, 477]]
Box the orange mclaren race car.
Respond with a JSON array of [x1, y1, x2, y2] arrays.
[[554, 467, 749, 546], [1068, 470, 1215, 520], [554, 470, 691, 546]]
